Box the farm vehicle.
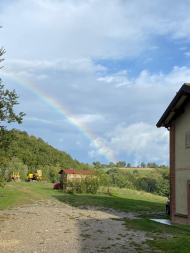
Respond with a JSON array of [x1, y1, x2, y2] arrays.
[[27, 170, 42, 181], [10, 172, 20, 181]]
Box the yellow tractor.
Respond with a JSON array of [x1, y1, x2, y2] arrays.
[[11, 172, 20, 181], [28, 170, 42, 181]]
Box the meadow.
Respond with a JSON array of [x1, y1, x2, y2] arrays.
[[1, 182, 190, 252], [0, 182, 164, 212]]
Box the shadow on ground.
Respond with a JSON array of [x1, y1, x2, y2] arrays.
[[52, 193, 166, 252], [52, 193, 165, 213]]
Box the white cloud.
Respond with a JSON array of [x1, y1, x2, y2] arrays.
[[149, 46, 158, 50], [89, 137, 116, 162], [180, 47, 187, 50], [4, 58, 107, 73], [70, 114, 104, 124], [144, 58, 153, 64], [97, 70, 130, 87], [89, 123, 169, 165], [37, 74, 48, 80], [2, 0, 190, 60], [26, 117, 61, 126], [184, 52, 190, 57], [98, 66, 190, 93]]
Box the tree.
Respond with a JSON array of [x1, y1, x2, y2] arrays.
[[116, 161, 126, 167], [147, 162, 158, 168], [141, 162, 146, 168], [0, 30, 25, 129], [127, 163, 131, 168], [92, 161, 101, 169], [109, 162, 115, 168]]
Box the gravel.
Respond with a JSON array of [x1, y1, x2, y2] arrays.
[[0, 199, 154, 253]]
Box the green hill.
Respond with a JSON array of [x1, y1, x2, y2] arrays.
[[0, 128, 90, 183]]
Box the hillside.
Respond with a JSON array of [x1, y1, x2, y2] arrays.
[[0, 128, 89, 169], [0, 128, 90, 182]]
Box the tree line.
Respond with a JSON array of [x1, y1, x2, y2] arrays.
[[93, 161, 167, 169]]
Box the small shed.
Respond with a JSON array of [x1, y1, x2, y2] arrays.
[[58, 169, 94, 190], [157, 83, 190, 224]]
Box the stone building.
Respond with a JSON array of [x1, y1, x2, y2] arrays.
[[157, 83, 190, 224]]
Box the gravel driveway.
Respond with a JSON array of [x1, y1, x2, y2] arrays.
[[0, 198, 153, 253]]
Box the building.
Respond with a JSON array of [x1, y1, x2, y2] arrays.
[[58, 169, 94, 190], [157, 83, 190, 224]]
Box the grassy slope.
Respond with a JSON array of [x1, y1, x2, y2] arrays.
[[0, 182, 165, 212], [1, 182, 190, 252]]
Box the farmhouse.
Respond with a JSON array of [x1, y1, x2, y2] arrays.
[[58, 169, 94, 190], [157, 83, 190, 224]]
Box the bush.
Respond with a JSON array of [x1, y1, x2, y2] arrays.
[[63, 174, 101, 194]]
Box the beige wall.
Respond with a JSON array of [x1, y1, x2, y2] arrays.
[[175, 170, 190, 214], [175, 102, 190, 215], [67, 174, 89, 180]]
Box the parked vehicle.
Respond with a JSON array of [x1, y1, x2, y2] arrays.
[[53, 183, 60, 189], [11, 172, 20, 181], [166, 195, 170, 215], [27, 170, 42, 181]]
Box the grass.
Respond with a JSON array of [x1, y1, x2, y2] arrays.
[[0, 182, 166, 212], [123, 217, 190, 253], [0, 181, 62, 209], [54, 188, 166, 212]]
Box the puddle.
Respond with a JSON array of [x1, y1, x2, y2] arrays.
[[151, 219, 171, 225]]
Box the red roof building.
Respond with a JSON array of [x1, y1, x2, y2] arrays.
[[58, 169, 95, 190]]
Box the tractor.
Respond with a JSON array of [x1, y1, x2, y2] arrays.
[[11, 172, 20, 181], [27, 170, 42, 181]]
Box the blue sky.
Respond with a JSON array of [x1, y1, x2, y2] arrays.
[[1, 0, 190, 166]]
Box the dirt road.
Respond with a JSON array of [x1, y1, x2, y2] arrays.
[[0, 199, 153, 252]]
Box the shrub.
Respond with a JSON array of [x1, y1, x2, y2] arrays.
[[63, 174, 100, 194]]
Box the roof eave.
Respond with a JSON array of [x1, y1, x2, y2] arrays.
[[156, 84, 190, 128]]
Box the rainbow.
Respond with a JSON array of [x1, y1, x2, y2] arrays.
[[1, 70, 116, 163]]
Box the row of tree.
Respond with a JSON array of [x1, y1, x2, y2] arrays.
[[104, 166, 170, 196], [93, 161, 168, 169]]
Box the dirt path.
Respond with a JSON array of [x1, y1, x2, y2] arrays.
[[0, 199, 153, 253]]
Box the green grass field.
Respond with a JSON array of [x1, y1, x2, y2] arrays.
[[1, 182, 190, 252], [0, 182, 165, 212]]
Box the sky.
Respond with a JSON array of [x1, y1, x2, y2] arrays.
[[1, 0, 190, 166]]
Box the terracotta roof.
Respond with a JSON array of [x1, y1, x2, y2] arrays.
[[156, 83, 190, 128], [58, 169, 94, 175]]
